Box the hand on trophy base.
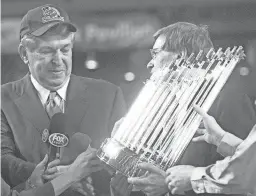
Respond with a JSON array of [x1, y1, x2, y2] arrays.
[[110, 172, 133, 196], [128, 162, 169, 196]]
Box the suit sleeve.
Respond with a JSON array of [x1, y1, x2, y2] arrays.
[[191, 125, 256, 195], [216, 131, 243, 157], [108, 87, 127, 134], [1, 177, 55, 196], [1, 110, 36, 187], [93, 86, 127, 196]]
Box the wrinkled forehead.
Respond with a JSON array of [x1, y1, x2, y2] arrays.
[[153, 35, 166, 49], [37, 33, 73, 48]]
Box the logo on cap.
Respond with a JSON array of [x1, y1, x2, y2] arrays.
[[49, 133, 69, 147], [41, 6, 64, 23]]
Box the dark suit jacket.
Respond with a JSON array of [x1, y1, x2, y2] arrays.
[[1, 74, 126, 195]]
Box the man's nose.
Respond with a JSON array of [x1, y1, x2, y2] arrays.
[[147, 59, 154, 69], [52, 51, 62, 65]]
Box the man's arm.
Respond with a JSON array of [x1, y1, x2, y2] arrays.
[[191, 125, 256, 195], [2, 171, 86, 196], [2, 176, 54, 196], [107, 86, 129, 196], [216, 131, 243, 157], [2, 148, 102, 196], [193, 105, 243, 157], [108, 87, 127, 134], [1, 111, 36, 187]]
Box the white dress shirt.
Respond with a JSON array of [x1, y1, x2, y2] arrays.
[[30, 75, 70, 112]]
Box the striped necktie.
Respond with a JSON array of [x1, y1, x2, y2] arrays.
[[45, 91, 63, 118]]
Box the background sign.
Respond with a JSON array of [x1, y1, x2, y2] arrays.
[[1, 13, 162, 53], [79, 13, 162, 50]]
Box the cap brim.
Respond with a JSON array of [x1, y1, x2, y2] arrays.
[[31, 21, 77, 37]]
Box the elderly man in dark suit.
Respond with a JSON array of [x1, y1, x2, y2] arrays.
[[1, 4, 126, 196]]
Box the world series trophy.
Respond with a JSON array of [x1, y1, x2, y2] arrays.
[[97, 46, 245, 177]]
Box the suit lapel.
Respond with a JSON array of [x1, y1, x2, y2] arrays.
[[14, 74, 89, 137], [15, 75, 50, 134], [65, 74, 89, 136]]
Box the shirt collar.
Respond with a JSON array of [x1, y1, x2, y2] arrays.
[[30, 75, 70, 105]]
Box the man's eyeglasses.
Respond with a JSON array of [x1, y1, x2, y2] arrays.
[[150, 48, 162, 58]]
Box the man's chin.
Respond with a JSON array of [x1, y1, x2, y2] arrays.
[[45, 79, 67, 90]]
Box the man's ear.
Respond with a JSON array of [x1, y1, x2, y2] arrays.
[[18, 44, 29, 64]]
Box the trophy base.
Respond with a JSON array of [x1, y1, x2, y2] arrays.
[[97, 138, 142, 177]]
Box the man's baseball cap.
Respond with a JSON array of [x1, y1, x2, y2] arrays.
[[20, 4, 77, 40]]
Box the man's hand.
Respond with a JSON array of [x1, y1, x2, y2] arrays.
[[42, 158, 61, 181], [68, 147, 103, 182], [28, 154, 48, 187], [110, 172, 132, 196], [56, 165, 70, 173], [192, 105, 226, 146], [165, 165, 195, 195], [128, 163, 168, 196], [70, 180, 94, 196]]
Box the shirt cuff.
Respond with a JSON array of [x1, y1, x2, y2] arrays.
[[190, 167, 207, 194], [217, 132, 243, 157]]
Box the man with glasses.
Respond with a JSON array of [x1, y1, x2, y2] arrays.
[[128, 22, 256, 196]]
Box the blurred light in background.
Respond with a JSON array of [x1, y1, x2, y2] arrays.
[[84, 52, 99, 70], [85, 60, 98, 70], [124, 72, 136, 82], [239, 66, 249, 76]]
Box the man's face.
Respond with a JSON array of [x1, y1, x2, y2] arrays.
[[26, 33, 73, 91], [147, 35, 178, 73]]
